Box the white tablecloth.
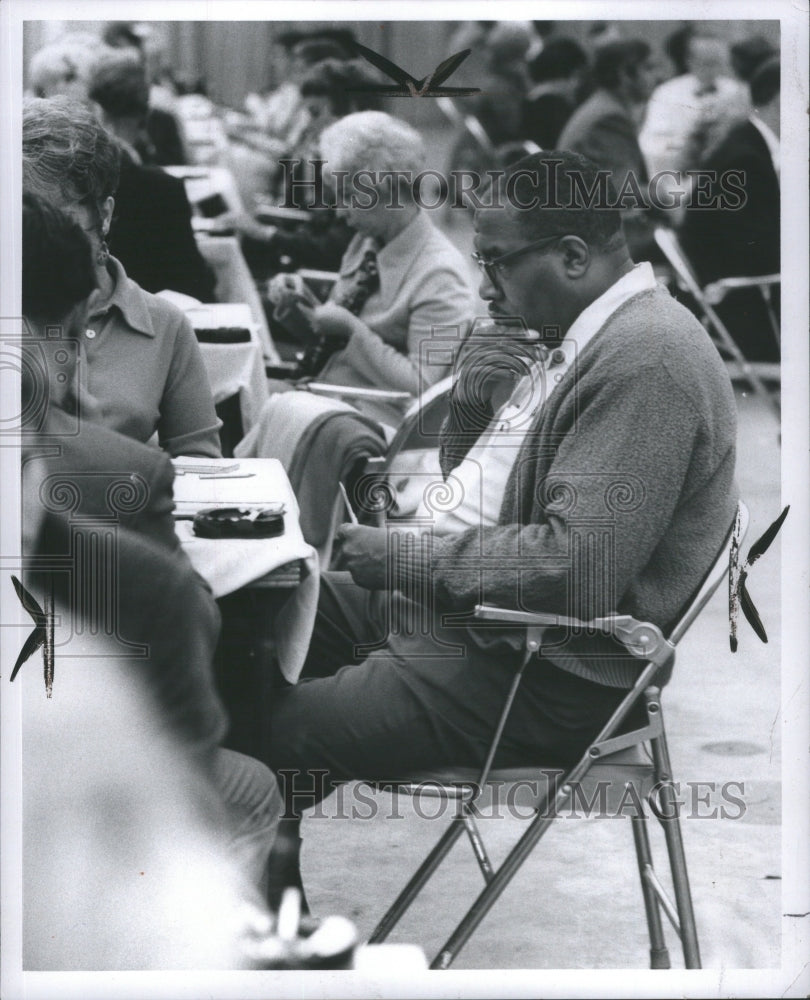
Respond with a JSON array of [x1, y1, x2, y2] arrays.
[[172, 457, 319, 683], [195, 235, 279, 363], [184, 302, 270, 431]]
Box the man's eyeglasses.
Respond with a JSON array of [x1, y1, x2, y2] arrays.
[[471, 234, 564, 286]]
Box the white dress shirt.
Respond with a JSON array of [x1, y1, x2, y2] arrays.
[[411, 262, 659, 534]]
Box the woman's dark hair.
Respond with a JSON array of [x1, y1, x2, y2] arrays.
[[528, 38, 588, 84], [300, 58, 383, 114], [593, 39, 651, 91], [22, 192, 96, 322]]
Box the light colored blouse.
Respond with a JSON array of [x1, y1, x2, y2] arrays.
[[80, 257, 221, 457], [319, 211, 477, 425]]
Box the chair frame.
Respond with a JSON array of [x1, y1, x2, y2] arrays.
[[653, 227, 779, 417], [367, 502, 748, 970]]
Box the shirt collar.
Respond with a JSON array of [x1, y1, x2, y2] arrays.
[[340, 211, 429, 302], [87, 257, 156, 337], [555, 261, 657, 365]]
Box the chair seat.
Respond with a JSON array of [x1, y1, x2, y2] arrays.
[[383, 745, 655, 815]]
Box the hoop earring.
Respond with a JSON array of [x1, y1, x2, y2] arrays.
[[96, 240, 110, 266]]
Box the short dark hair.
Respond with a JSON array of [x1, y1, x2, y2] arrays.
[[300, 58, 383, 114], [490, 151, 623, 250], [22, 191, 97, 322], [89, 51, 150, 119], [749, 56, 780, 106], [730, 36, 776, 82], [102, 21, 143, 52], [664, 25, 694, 76], [294, 37, 352, 66], [528, 38, 588, 84], [593, 40, 651, 91]]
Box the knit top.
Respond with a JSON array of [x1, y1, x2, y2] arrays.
[[394, 284, 739, 688]]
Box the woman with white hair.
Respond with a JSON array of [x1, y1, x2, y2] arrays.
[[267, 111, 477, 427], [28, 32, 109, 101]]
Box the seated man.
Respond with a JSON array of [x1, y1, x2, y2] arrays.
[[265, 151, 739, 902], [20, 192, 280, 901], [679, 57, 780, 363], [557, 40, 661, 258]]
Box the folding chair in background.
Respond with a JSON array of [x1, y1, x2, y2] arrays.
[[366, 502, 749, 969], [653, 227, 780, 418]]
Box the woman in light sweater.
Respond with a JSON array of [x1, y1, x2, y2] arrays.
[[266, 111, 478, 429]]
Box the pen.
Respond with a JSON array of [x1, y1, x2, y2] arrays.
[[339, 482, 359, 524], [198, 472, 256, 479]]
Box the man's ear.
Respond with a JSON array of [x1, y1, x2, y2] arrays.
[[558, 235, 590, 277]]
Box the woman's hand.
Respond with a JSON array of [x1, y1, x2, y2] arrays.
[[309, 302, 356, 342], [266, 272, 306, 308]]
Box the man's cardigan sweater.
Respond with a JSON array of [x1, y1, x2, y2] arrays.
[[395, 284, 739, 688]]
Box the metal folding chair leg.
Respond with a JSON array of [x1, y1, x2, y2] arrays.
[[462, 809, 495, 883], [368, 814, 466, 944], [649, 728, 702, 969], [429, 775, 565, 969], [631, 814, 672, 969]]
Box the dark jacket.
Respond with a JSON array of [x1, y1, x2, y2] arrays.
[[109, 152, 216, 302], [680, 119, 780, 361]]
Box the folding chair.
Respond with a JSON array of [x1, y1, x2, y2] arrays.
[[653, 227, 779, 417], [367, 502, 748, 969]]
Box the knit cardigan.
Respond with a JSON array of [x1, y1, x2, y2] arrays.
[[394, 285, 739, 688]]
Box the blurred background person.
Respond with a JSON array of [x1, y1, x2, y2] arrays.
[[224, 57, 384, 279], [103, 19, 190, 162], [88, 49, 217, 301], [557, 39, 662, 258], [245, 29, 356, 149], [523, 37, 589, 149], [639, 31, 748, 177], [22, 97, 222, 457], [679, 57, 780, 363], [27, 31, 106, 101]]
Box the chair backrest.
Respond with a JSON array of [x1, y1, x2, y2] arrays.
[[653, 226, 706, 303], [668, 500, 748, 647], [382, 375, 455, 469]]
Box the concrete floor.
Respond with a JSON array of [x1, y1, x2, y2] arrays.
[[299, 385, 783, 970]]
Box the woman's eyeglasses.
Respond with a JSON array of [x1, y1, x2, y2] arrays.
[[471, 234, 564, 286]]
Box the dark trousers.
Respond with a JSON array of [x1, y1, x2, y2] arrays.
[[267, 572, 636, 816]]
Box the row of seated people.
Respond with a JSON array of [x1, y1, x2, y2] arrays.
[[28, 35, 216, 302], [20, 133, 740, 941], [231, 30, 780, 366]]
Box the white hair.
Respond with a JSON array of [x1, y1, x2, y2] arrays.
[[29, 34, 112, 99], [318, 111, 426, 179]]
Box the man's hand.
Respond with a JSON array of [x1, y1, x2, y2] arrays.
[[334, 524, 390, 590]]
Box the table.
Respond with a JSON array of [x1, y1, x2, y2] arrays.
[[164, 164, 245, 215], [184, 302, 270, 434], [172, 457, 319, 686], [195, 235, 279, 363]]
